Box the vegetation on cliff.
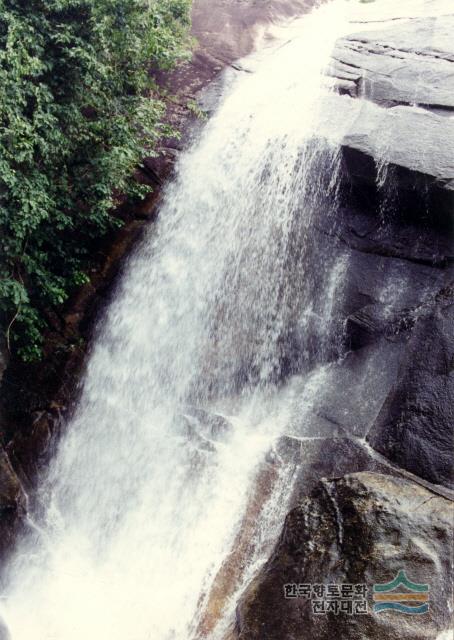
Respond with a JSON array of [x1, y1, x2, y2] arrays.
[[0, 0, 191, 361]]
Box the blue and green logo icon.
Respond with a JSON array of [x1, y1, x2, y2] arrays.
[[373, 570, 429, 615]]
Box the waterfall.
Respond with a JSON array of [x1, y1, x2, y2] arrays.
[[1, 2, 387, 638]]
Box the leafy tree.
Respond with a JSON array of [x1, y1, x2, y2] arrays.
[[0, 0, 191, 360]]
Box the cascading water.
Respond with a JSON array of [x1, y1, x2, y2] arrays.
[[0, 1, 421, 639]]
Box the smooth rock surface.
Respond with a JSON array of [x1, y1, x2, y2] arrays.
[[325, 95, 454, 191], [324, 8, 454, 193], [367, 286, 454, 489], [235, 472, 454, 640], [284, 339, 404, 441], [330, 16, 454, 109]]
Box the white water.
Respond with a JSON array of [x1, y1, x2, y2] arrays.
[[1, 1, 441, 639]]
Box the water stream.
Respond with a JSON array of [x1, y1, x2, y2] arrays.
[[0, 1, 438, 638]]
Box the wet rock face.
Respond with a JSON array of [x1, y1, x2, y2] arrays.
[[307, 194, 453, 492], [367, 288, 454, 489], [235, 472, 453, 640], [326, 6, 454, 218], [234, 8, 454, 636], [311, 2, 454, 492]]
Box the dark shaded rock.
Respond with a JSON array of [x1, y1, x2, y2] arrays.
[[287, 340, 403, 440], [5, 409, 57, 494], [0, 451, 25, 512], [316, 208, 448, 319], [309, 189, 454, 488], [0, 343, 7, 383], [272, 435, 392, 499], [312, 201, 453, 489], [197, 435, 390, 637], [367, 287, 454, 489], [0, 449, 27, 564], [339, 146, 454, 226], [346, 305, 401, 350], [235, 472, 453, 640], [330, 203, 454, 267], [285, 206, 450, 440]]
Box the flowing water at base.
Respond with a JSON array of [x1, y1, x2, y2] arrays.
[[0, 1, 440, 638]]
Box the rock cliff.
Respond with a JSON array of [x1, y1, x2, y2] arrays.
[[231, 5, 453, 639]]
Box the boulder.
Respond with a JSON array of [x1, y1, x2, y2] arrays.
[[235, 472, 453, 640], [338, 100, 454, 192], [196, 436, 391, 638], [271, 435, 392, 497]]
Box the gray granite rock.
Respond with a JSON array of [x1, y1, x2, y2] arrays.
[[235, 472, 454, 640], [324, 11, 454, 194], [329, 16, 454, 109]]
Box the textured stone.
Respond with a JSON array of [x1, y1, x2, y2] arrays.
[[235, 472, 454, 640], [330, 16, 454, 109], [324, 11, 454, 196]]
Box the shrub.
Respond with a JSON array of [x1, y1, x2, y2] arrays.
[[0, 0, 191, 360]]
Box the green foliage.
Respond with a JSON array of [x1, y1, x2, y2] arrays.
[[186, 98, 207, 120], [0, 0, 191, 360]]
